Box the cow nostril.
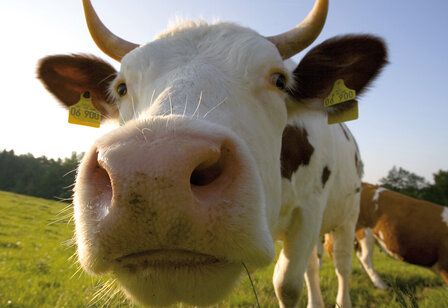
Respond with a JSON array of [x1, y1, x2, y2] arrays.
[[190, 155, 224, 187], [90, 151, 113, 205]]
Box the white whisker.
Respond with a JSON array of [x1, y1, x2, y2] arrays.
[[130, 95, 138, 120], [63, 168, 77, 178], [168, 92, 173, 115], [203, 97, 228, 119], [114, 100, 126, 125], [137, 126, 148, 142], [140, 127, 151, 142], [149, 89, 156, 108], [97, 72, 117, 87], [183, 94, 189, 117], [192, 91, 203, 118]]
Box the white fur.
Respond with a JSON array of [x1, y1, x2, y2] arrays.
[[372, 187, 386, 203], [355, 228, 388, 289], [72, 20, 363, 308], [74, 21, 290, 306], [274, 107, 361, 308], [442, 207, 448, 227]]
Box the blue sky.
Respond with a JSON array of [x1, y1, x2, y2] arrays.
[[1, 0, 447, 183]]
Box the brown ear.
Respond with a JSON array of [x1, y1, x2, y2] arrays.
[[288, 35, 388, 103], [37, 54, 118, 118]]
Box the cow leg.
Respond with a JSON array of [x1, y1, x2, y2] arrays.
[[304, 246, 325, 308], [355, 228, 387, 289], [274, 202, 324, 308], [331, 222, 356, 308]]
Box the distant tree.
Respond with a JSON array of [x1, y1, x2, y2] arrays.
[[0, 150, 18, 191], [433, 170, 448, 205], [58, 152, 82, 200], [0, 150, 82, 201], [380, 166, 448, 207], [380, 166, 429, 199], [420, 170, 448, 206]]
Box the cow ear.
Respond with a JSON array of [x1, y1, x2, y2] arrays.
[[288, 35, 388, 108], [37, 54, 118, 119]]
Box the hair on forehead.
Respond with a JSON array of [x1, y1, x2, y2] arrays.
[[154, 18, 261, 44]]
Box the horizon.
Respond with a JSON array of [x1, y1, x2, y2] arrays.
[[1, 147, 444, 185], [1, 0, 447, 184]]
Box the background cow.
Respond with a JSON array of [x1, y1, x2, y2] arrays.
[[355, 183, 448, 287], [324, 183, 448, 290], [37, 0, 387, 306]]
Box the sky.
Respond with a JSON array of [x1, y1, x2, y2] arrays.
[[1, 0, 447, 184]]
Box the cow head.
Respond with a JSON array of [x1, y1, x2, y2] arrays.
[[37, 0, 387, 306]]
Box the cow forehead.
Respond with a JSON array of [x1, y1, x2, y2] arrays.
[[120, 21, 284, 83]]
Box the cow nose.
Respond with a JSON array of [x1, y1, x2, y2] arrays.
[[81, 130, 240, 212]]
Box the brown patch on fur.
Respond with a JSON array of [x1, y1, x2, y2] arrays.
[[358, 183, 448, 279], [321, 166, 331, 187], [37, 54, 117, 116], [281, 125, 314, 180]]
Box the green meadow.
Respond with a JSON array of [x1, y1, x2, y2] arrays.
[[0, 190, 446, 307]]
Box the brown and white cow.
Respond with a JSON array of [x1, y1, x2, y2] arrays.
[[37, 0, 387, 306], [355, 183, 448, 288]]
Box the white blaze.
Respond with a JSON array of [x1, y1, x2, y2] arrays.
[[372, 187, 386, 211], [442, 207, 448, 227], [372, 187, 386, 203]]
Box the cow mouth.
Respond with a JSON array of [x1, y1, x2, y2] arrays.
[[115, 249, 226, 269], [113, 249, 243, 307]]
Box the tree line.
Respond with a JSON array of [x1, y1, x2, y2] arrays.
[[379, 166, 448, 206], [0, 149, 447, 206], [0, 150, 82, 201]]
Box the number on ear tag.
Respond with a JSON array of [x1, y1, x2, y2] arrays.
[[324, 79, 356, 108], [68, 92, 101, 128]]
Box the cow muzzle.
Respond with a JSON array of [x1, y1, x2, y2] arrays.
[[73, 117, 274, 306]]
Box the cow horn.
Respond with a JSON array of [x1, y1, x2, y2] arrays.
[[82, 0, 139, 61], [267, 0, 328, 59]]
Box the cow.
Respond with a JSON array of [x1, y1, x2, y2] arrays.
[[323, 228, 388, 290], [355, 183, 448, 288], [36, 0, 387, 307]]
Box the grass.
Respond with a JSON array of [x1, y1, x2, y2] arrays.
[[0, 190, 447, 307]]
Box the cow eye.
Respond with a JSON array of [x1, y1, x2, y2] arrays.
[[270, 73, 287, 90], [117, 83, 127, 97]]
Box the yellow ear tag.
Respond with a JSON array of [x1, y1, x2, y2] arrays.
[[68, 92, 101, 128], [324, 79, 359, 124], [324, 79, 356, 107], [327, 100, 359, 124]]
